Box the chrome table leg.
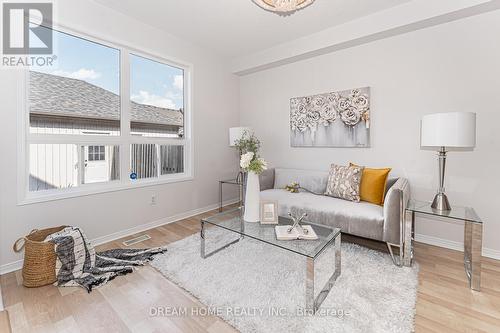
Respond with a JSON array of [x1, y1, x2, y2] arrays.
[[306, 234, 341, 312], [464, 221, 482, 291], [201, 220, 206, 258], [219, 181, 223, 212], [200, 219, 241, 259], [305, 257, 315, 311], [402, 210, 414, 267]]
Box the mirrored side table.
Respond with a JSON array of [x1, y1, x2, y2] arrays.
[[405, 199, 483, 291]]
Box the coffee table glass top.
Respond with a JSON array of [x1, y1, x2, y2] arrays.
[[407, 199, 481, 224], [202, 207, 340, 259]]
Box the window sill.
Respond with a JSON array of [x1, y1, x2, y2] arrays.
[[18, 174, 194, 206]]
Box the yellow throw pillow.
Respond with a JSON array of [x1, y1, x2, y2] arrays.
[[350, 163, 391, 206]]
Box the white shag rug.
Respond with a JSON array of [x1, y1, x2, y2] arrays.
[[151, 227, 418, 333]]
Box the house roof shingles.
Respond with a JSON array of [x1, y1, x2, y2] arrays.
[[29, 71, 183, 127]]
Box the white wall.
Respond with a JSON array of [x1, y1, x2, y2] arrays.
[[0, 0, 240, 269], [240, 10, 500, 255]]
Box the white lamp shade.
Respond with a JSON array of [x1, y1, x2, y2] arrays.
[[229, 127, 251, 146], [421, 112, 476, 148]]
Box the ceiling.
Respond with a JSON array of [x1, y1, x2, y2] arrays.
[[95, 0, 410, 58]]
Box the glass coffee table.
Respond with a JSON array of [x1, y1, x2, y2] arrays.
[[200, 207, 341, 312]]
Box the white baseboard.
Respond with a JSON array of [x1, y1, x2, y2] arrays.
[[91, 198, 239, 246], [415, 233, 500, 260], [0, 260, 24, 277], [483, 248, 500, 260], [0, 198, 239, 276]]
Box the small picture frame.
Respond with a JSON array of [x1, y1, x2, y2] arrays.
[[260, 200, 278, 224]]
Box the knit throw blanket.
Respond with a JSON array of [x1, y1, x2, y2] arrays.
[[45, 226, 167, 292]]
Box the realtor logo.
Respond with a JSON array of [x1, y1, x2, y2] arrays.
[[3, 3, 53, 55]]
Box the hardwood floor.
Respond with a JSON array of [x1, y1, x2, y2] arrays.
[[1, 207, 499, 332], [0, 310, 11, 333]]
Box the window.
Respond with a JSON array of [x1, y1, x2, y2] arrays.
[[29, 27, 120, 136], [130, 54, 184, 138], [127, 54, 187, 181], [88, 146, 106, 162], [23, 25, 192, 202]]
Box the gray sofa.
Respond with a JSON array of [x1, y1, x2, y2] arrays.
[[259, 168, 410, 265]]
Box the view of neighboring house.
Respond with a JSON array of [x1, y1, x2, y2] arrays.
[[29, 71, 184, 191]]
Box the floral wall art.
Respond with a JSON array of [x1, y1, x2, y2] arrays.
[[290, 87, 370, 147]]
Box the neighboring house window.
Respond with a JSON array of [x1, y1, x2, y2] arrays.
[[88, 146, 105, 161], [24, 26, 191, 201]]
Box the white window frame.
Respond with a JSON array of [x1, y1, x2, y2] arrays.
[[17, 22, 194, 205]]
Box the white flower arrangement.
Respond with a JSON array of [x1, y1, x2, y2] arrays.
[[240, 152, 254, 169], [240, 152, 268, 174], [235, 131, 267, 174], [258, 158, 268, 171]]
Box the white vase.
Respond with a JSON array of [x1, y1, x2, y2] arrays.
[[244, 171, 260, 222]]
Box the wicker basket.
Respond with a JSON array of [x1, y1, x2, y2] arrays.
[[13, 226, 66, 288]]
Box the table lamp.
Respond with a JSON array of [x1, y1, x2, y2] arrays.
[[421, 112, 476, 211]]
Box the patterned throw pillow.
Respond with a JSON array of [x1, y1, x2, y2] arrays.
[[324, 164, 364, 202]]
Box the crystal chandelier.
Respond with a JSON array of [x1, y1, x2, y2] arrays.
[[253, 0, 315, 14]]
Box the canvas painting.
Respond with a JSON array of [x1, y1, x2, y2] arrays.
[[290, 87, 370, 147]]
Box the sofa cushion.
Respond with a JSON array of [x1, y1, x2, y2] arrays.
[[260, 189, 385, 241], [259, 168, 275, 191], [350, 163, 392, 206], [325, 164, 363, 202], [274, 168, 329, 194]]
